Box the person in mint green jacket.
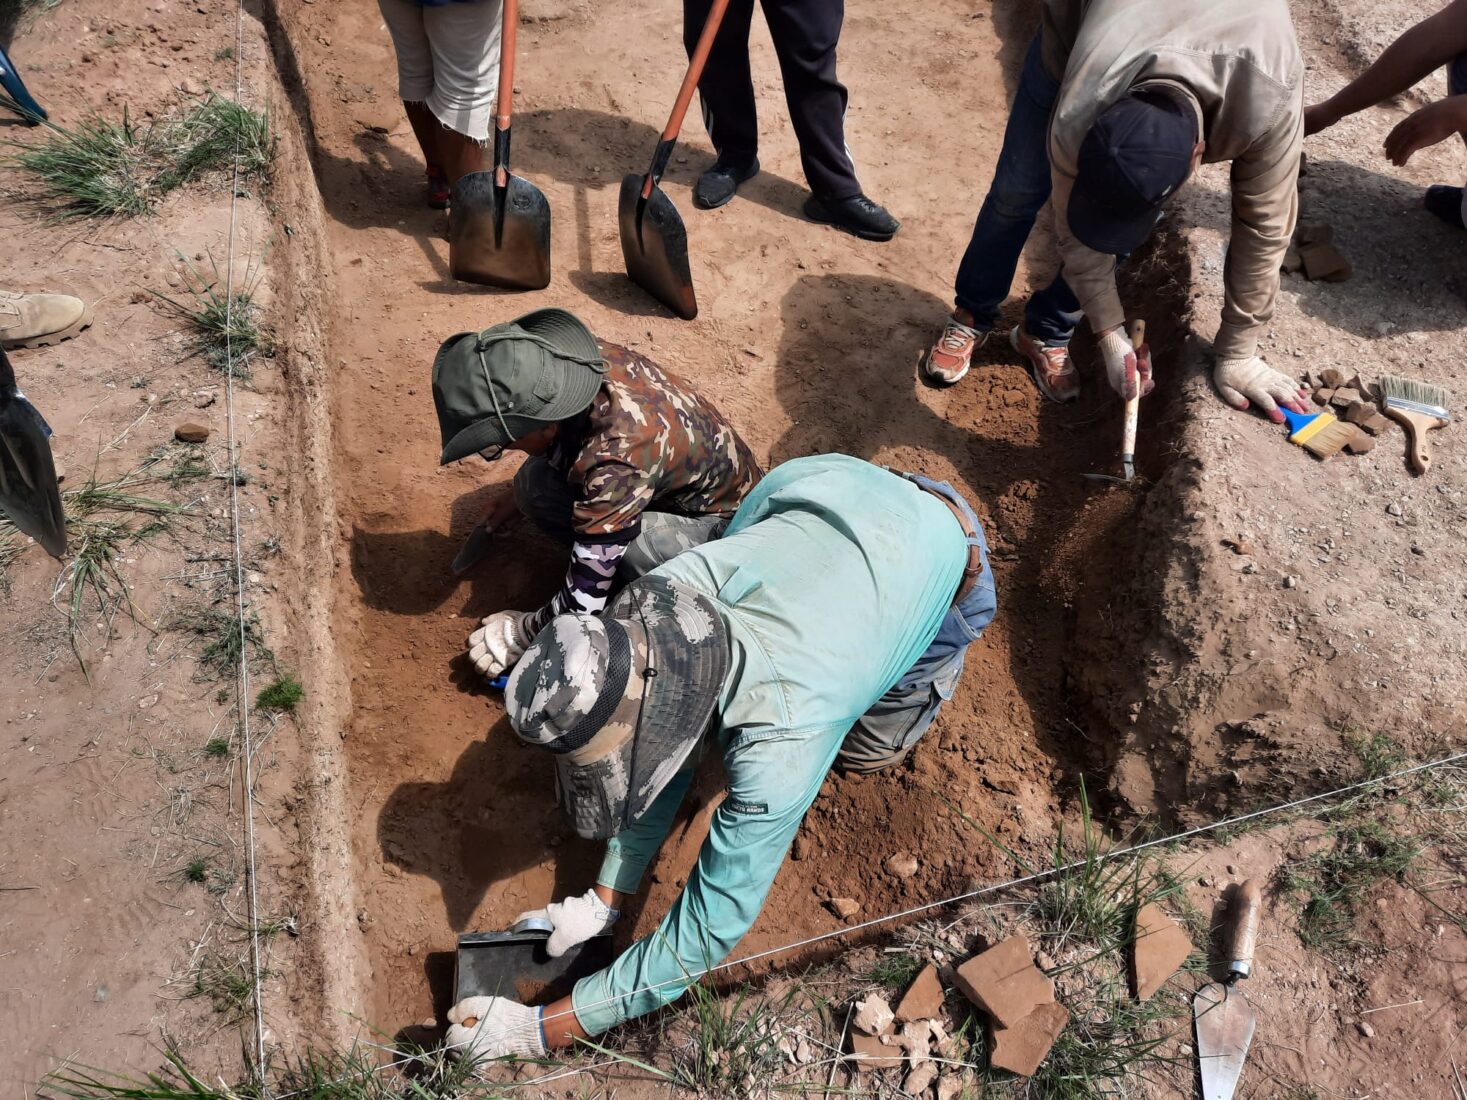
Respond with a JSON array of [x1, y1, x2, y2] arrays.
[[442, 454, 996, 1060]]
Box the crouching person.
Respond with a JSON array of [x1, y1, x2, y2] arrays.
[[442, 453, 997, 1061], [431, 309, 761, 679]]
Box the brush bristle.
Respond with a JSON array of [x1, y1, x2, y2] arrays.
[[1380, 373, 1451, 417], [1295, 418, 1357, 458]]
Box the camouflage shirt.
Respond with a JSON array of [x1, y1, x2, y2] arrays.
[[550, 341, 761, 542]]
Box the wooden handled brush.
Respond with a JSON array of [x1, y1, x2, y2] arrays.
[[1379, 374, 1451, 475], [1279, 407, 1355, 459]]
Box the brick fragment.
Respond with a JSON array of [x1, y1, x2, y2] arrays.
[[951, 936, 1054, 1028], [989, 1000, 1071, 1077]]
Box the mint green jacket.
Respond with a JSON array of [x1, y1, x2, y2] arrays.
[[571, 454, 967, 1034]]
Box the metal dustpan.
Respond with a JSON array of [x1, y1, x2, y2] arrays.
[[619, 0, 730, 319], [1194, 880, 1262, 1100], [449, 0, 551, 290], [0, 348, 66, 559], [455, 917, 613, 1006]]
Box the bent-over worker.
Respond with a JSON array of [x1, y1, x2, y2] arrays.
[[432, 309, 761, 679], [923, 0, 1311, 424], [441, 453, 997, 1059]]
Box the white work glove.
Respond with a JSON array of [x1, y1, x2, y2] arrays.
[[1213, 356, 1311, 423], [517, 888, 619, 958], [445, 995, 545, 1062], [1097, 327, 1154, 400], [467, 610, 533, 678]]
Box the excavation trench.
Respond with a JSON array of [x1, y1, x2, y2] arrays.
[[264, 0, 1195, 1036]]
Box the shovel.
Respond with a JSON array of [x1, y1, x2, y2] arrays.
[[0, 43, 48, 124], [1082, 318, 1146, 486], [449, 0, 552, 290], [0, 348, 67, 558], [1194, 879, 1262, 1100], [618, 0, 731, 319]]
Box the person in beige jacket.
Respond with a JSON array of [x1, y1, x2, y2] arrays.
[[923, 0, 1312, 425]]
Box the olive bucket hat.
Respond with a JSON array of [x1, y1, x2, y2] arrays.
[[504, 574, 730, 840], [432, 308, 607, 465]]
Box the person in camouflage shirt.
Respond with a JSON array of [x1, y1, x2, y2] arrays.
[[431, 308, 761, 679]]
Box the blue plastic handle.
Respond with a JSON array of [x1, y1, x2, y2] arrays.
[[486, 673, 509, 691], [1279, 407, 1314, 434]]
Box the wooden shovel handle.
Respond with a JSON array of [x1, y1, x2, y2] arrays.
[[495, 0, 519, 134], [662, 0, 730, 142], [1227, 879, 1262, 981]]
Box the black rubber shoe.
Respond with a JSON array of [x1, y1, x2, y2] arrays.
[[804, 193, 900, 241], [693, 157, 760, 210], [1425, 184, 1466, 229]]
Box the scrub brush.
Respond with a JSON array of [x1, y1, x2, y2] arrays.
[[1379, 374, 1451, 474], [1279, 407, 1356, 459]]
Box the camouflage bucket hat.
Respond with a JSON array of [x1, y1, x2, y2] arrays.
[[432, 308, 607, 465], [505, 575, 729, 840]]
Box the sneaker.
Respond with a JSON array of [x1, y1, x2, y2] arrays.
[[803, 193, 900, 241], [1424, 184, 1465, 229], [693, 156, 759, 210], [426, 165, 450, 210], [922, 317, 988, 385], [0, 290, 92, 350], [1010, 325, 1080, 403]]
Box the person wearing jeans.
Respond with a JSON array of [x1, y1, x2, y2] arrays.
[[1306, 0, 1467, 229], [924, 0, 1312, 428]]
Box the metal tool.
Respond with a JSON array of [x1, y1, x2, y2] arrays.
[[454, 916, 613, 1008], [1194, 879, 1262, 1100], [449, 0, 552, 290], [0, 43, 48, 124], [1082, 318, 1146, 486], [618, 0, 730, 319], [451, 521, 494, 576], [0, 347, 66, 558]]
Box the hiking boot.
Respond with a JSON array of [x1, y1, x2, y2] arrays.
[[0, 290, 92, 350], [1010, 325, 1079, 403], [1425, 184, 1465, 229], [804, 193, 900, 241], [426, 165, 451, 210], [922, 317, 989, 385], [694, 156, 759, 210]]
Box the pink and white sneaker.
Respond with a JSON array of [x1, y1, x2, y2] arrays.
[[1010, 326, 1080, 403], [922, 317, 989, 385]]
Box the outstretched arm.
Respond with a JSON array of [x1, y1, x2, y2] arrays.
[[1307, 0, 1467, 134]]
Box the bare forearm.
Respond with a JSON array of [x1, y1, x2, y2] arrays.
[[1322, 1, 1467, 122]]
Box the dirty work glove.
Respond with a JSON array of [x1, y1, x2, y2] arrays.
[[1097, 327, 1154, 400], [467, 610, 533, 678], [1213, 356, 1311, 423], [445, 996, 545, 1062], [517, 888, 619, 958]]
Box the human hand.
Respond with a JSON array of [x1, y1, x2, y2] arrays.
[[466, 611, 532, 678], [1303, 100, 1340, 137], [1213, 356, 1311, 423], [516, 888, 620, 958], [1384, 97, 1467, 166], [1097, 327, 1154, 401], [445, 996, 545, 1062]]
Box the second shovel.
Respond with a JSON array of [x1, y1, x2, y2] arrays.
[[619, 0, 730, 319]]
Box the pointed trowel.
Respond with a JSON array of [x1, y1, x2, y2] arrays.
[[1194, 879, 1262, 1100]]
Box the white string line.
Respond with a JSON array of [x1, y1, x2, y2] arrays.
[[534, 748, 1467, 1028], [222, 0, 267, 1083]]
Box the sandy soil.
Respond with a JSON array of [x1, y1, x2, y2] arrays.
[[3, 0, 1464, 1093]]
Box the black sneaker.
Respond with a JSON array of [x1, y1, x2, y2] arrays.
[[1425, 184, 1465, 229], [804, 193, 900, 241], [694, 156, 760, 210]]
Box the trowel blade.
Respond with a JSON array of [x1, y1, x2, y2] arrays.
[[1194, 982, 1256, 1100]]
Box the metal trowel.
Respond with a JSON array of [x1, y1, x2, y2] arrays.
[[455, 917, 613, 1009], [1194, 879, 1262, 1100]]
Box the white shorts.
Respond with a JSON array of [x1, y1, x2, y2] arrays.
[[378, 0, 503, 141]]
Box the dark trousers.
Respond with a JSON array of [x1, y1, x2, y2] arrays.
[[684, 0, 861, 200]]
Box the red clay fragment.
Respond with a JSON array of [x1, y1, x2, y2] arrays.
[[895, 963, 945, 1023], [846, 1031, 903, 1072], [1130, 903, 1194, 1001], [951, 936, 1054, 1028], [989, 1000, 1070, 1077]]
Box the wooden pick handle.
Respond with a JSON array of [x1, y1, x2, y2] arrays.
[[1227, 879, 1262, 982], [1127, 319, 1146, 350]]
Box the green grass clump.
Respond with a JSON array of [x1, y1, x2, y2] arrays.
[[1281, 820, 1419, 952], [182, 858, 207, 884], [865, 950, 923, 992], [7, 94, 274, 220], [171, 605, 271, 679], [255, 674, 303, 713], [151, 253, 271, 376], [203, 737, 231, 758]]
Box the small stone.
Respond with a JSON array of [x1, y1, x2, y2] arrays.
[[886, 852, 919, 879], [1358, 1020, 1375, 1038], [1130, 903, 1194, 1001], [1283, 575, 1298, 589], [827, 896, 860, 920], [1301, 241, 1352, 282], [936, 1076, 964, 1100], [174, 422, 211, 443], [852, 993, 895, 1037], [1411, 544, 1426, 556], [895, 963, 945, 1022], [1344, 401, 1373, 425], [94, 984, 108, 1003], [1319, 367, 1346, 389], [792, 834, 810, 861], [194, 391, 216, 408], [1002, 389, 1026, 407], [989, 1000, 1070, 1077], [905, 1061, 939, 1095], [1313, 388, 1334, 406], [1226, 864, 1238, 876], [846, 1031, 902, 1071], [1331, 387, 1362, 408], [1387, 502, 1404, 517], [356, 907, 374, 931], [1345, 432, 1375, 456], [952, 936, 1054, 1028]]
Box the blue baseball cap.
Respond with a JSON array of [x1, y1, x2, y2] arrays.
[[1068, 87, 1198, 256]]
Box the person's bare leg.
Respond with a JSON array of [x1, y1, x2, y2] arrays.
[[439, 127, 484, 184], [403, 100, 442, 170]]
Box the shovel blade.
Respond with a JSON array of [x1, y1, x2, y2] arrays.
[[0, 392, 67, 558], [449, 170, 552, 290], [1194, 983, 1256, 1100], [618, 173, 697, 320]]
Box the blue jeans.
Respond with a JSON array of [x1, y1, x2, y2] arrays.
[[953, 35, 1083, 347], [837, 472, 998, 773]]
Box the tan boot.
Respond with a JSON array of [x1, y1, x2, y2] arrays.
[[0, 290, 93, 349]]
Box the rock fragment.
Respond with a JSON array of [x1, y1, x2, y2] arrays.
[[1345, 432, 1375, 455], [846, 1032, 902, 1071], [827, 897, 860, 920], [989, 1000, 1070, 1076], [895, 963, 945, 1022], [174, 422, 211, 443], [1130, 904, 1193, 1001], [951, 936, 1054, 1028], [886, 851, 920, 879], [852, 993, 894, 1037]]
